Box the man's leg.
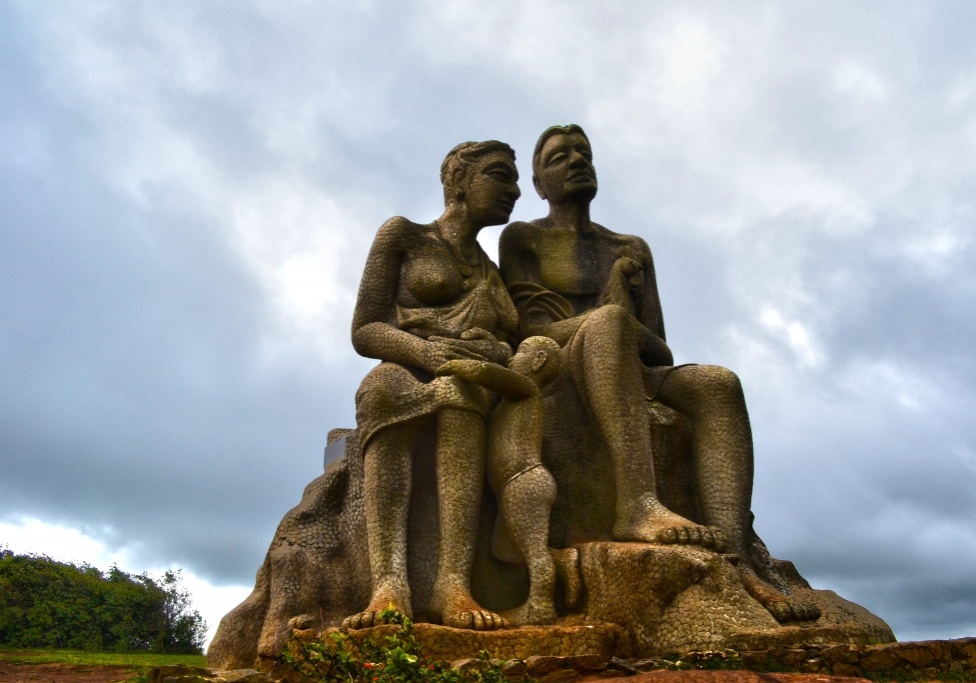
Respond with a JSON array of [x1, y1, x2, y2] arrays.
[[569, 305, 717, 546], [657, 365, 819, 622]]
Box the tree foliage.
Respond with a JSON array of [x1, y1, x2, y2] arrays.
[[0, 548, 206, 653]]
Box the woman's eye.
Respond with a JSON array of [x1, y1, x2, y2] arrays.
[[488, 170, 510, 181]]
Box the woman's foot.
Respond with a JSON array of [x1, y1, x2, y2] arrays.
[[429, 576, 507, 630]]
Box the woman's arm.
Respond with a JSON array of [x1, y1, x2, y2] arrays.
[[436, 359, 538, 400], [351, 218, 438, 372]]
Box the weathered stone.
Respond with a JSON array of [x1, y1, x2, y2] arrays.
[[451, 658, 489, 670], [857, 647, 902, 672], [210, 127, 895, 669], [894, 643, 936, 668], [829, 662, 860, 677], [501, 659, 527, 678], [216, 672, 270, 683], [607, 657, 639, 675], [152, 665, 216, 683], [526, 656, 573, 677], [820, 645, 858, 665]]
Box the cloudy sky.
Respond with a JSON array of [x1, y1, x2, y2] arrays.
[[2, 1, 975, 649]]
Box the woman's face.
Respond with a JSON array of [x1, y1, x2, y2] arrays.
[[462, 152, 521, 228]]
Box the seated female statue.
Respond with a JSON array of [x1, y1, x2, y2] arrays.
[[344, 140, 521, 630]]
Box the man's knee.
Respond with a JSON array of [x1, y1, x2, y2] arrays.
[[662, 364, 743, 410], [695, 365, 742, 395], [578, 304, 631, 337]]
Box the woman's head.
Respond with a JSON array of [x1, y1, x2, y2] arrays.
[[440, 140, 516, 205]]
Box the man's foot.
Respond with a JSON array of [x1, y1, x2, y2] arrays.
[[612, 496, 725, 550], [429, 578, 508, 630], [738, 566, 820, 623], [341, 588, 412, 630]]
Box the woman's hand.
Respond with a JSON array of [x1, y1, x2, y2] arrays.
[[425, 328, 513, 371], [460, 327, 514, 365]]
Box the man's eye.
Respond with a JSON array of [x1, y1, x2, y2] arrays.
[[547, 153, 567, 166], [488, 170, 510, 181]]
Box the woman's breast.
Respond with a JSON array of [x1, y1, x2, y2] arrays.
[[399, 255, 466, 307]]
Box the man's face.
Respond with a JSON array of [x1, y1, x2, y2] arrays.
[[534, 132, 597, 205]]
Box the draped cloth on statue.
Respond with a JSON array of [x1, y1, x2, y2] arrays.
[[356, 243, 511, 450]]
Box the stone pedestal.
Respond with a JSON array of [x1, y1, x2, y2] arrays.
[[573, 542, 893, 657]]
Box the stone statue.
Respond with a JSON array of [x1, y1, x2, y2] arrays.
[[436, 334, 564, 626], [345, 140, 521, 631], [499, 124, 817, 623], [207, 131, 894, 673]]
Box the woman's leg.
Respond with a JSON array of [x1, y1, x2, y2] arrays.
[[343, 421, 420, 628], [428, 408, 506, 630]]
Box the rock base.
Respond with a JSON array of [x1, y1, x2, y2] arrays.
[[184, 638, 976, 683], [572, 542, 892, 657]]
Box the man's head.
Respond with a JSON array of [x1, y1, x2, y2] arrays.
[[509, 335, 563, 387], [532, 124, 597, 204]]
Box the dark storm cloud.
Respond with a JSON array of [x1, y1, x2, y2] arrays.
[[2, 0, 974, 643]]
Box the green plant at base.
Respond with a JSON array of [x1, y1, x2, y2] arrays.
[[277, 608, 515, 682]]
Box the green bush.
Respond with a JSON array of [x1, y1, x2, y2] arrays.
[[0, 549, 206, 653]]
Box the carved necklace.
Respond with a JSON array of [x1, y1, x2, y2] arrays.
[[433, 221, 480, 278]]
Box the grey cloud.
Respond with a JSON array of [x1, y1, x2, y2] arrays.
[[3, 0, 975, 644]]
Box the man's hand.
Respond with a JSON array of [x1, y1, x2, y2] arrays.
[[600, 256, 644, 312]]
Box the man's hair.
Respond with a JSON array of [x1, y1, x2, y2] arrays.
[[440, 140, 516, 204], [532, 124, 590, 176]]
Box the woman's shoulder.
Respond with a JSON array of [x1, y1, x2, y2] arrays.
[[373, 216, 434, 248]]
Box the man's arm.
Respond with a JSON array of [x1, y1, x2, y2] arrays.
[[630, 237, 673, 367], [436, 359, 538, 400]]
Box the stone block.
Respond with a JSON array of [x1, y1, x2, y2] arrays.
[[578, 542, 777, 655]]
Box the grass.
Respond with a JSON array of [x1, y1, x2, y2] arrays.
[[0, 647, 207, 669]]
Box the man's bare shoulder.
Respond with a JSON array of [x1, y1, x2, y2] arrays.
[[592, 222, 652, 255], [501, 218, 549, 242]]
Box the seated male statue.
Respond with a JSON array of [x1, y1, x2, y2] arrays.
[[499, 124, 819, 623]]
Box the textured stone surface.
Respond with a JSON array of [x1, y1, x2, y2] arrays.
[[578, 543, 779, 654], [210, 127, 894, 669], [499, 124, 820, 624], [199, 638, 976, 683]]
